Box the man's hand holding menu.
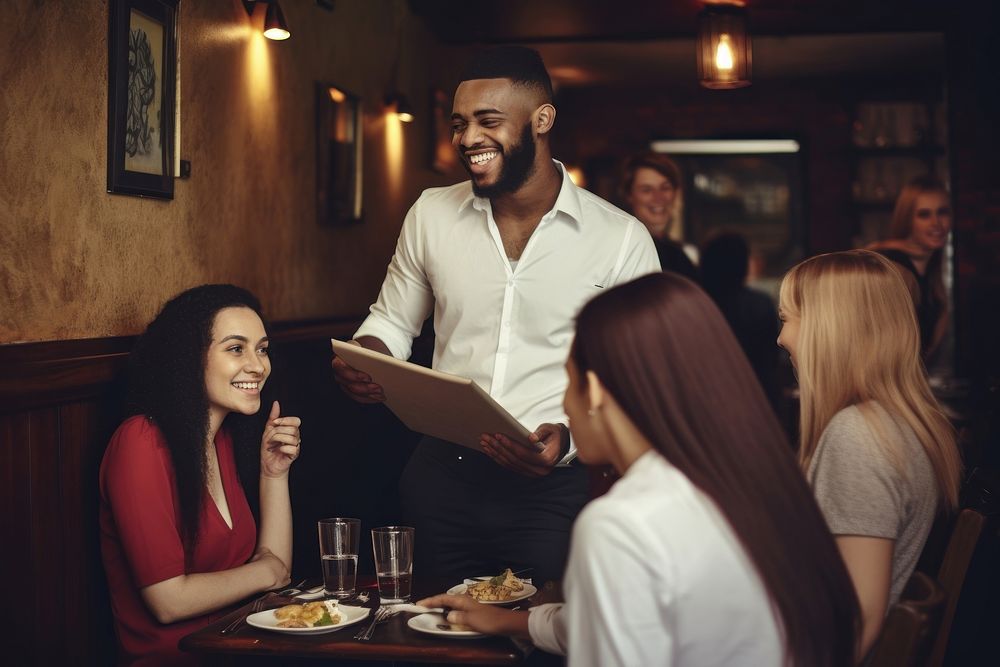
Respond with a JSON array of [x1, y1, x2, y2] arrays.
[[331, 338, 388, 404], [479, 424, 568, 477]]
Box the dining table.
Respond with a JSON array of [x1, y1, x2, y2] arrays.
[[179, 575, 563, 665]]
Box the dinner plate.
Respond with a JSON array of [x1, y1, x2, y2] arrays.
[[445, 581, 537, 605], [407, 612, 486, 638], [246, 604, 370, 635]]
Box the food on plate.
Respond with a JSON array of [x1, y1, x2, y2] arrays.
[[466, 568, 525, 601], [444, 621, 474, 632], [273, 600, 342, 628]]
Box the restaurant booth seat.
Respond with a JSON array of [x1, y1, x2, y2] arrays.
[[868, 571, 947, 667], [1, 320, 380, 665]]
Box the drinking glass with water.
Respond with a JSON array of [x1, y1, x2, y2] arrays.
[[372, 526, 414, 604], [318, 517, 361, 598]]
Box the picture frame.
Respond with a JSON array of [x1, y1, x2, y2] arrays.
[[107, 0, 177, 199], [429, 87, 458, 174], [317, 83, 363, 225]]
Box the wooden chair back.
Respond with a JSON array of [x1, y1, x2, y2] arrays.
[[869, 571, 947, 667], [927, 507, 990, 667]]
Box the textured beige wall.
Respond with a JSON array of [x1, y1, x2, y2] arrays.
[[0, 0, 461, 343]]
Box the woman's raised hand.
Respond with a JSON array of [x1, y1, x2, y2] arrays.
[[260, 400, 301, 479]]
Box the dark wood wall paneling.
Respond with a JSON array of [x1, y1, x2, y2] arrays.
[[0, 318, 429, 666]]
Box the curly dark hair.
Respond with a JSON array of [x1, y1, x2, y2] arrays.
[[127, 284, 271, 562]]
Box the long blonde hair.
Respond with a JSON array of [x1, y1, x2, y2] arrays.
[[779, 250, 961, 509]]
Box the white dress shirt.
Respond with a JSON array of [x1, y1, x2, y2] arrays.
[[528, 451, 785, 666], [355, 161, 660, 460]]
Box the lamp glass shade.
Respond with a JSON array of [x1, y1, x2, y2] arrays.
[[387, 94, 415, 123], [263, 1, 291, 40], [396, 97, 415, 123], [697, 5, 751, 89]]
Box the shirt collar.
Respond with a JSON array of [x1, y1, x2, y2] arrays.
[[459, 160, 585, 226]]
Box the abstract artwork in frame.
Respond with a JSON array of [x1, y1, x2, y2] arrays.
[[317, 83, 363, 225], [107, 0, 177, 199]]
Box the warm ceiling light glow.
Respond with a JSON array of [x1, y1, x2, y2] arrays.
[[328, 87, 346, 103], [715, 34, 734, 71], [384, 115, 405, 198], [246, 31, 272, 106], [697, 3, 752, 89], [650, 139, 800, 154], [566, 166, 586, 187]]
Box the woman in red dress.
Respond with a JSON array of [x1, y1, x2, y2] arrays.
[[99, 284, 302, 665]]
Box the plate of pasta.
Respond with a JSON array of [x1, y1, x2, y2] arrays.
[[246, 601, 370, 635], [446, 568, 536, 605]]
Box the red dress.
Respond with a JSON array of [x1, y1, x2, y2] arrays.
[[99, 416, 257, 666]]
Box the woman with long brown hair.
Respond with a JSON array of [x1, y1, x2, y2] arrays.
[[420, 272, 858, 666], [778, 250, 961, 659]]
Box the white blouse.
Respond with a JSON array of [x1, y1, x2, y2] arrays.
[[529, 451, 784, 666]]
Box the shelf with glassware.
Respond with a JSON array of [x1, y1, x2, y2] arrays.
[[849, 100, 948, 246]]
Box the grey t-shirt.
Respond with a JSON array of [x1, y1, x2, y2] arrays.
[[807, 403, 938, 606]]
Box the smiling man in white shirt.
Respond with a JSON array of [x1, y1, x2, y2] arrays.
[[332, 46, 659, 583]]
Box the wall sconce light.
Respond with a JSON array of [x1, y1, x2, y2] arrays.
[[385, 93, 415, 123], [697, 2, 751, 89], [243, 1, 291, 41]]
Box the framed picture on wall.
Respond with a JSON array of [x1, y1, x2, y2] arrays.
[[107, 0, 177, 199], [317, 83, 363, 225]]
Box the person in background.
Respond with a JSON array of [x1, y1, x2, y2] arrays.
[[778, 250, 962, 660], [869, 175, 951, 359], [331, 46, 659, 584], [618, 151, 699, 282], [700, 231, 780, 411], [420, 273, 859, 667], [100, 285, 301, 665]]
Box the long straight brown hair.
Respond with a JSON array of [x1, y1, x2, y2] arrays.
[[572, 273, 858, 667]]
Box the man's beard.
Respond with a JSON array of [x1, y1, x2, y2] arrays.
[[465, 122, 537, 198]]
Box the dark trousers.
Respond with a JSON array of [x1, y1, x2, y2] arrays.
[[398, 436, 590, 585]]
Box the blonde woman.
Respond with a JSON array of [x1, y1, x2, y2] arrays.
[[778, 250, 961, 659]]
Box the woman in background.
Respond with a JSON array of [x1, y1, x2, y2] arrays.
[[870, 175, 951, 358], [778, 250, 961, 659], [100, 284, 301, 665], [618, 152, 699, 281], [421, 273, 858, 667]]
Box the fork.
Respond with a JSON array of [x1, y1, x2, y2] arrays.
[[354, 606, 396, 641], [220, 595, 268, 635], [275, 578, 310, 596]]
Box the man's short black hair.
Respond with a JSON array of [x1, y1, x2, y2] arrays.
[[458, 46, 554, 102]]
